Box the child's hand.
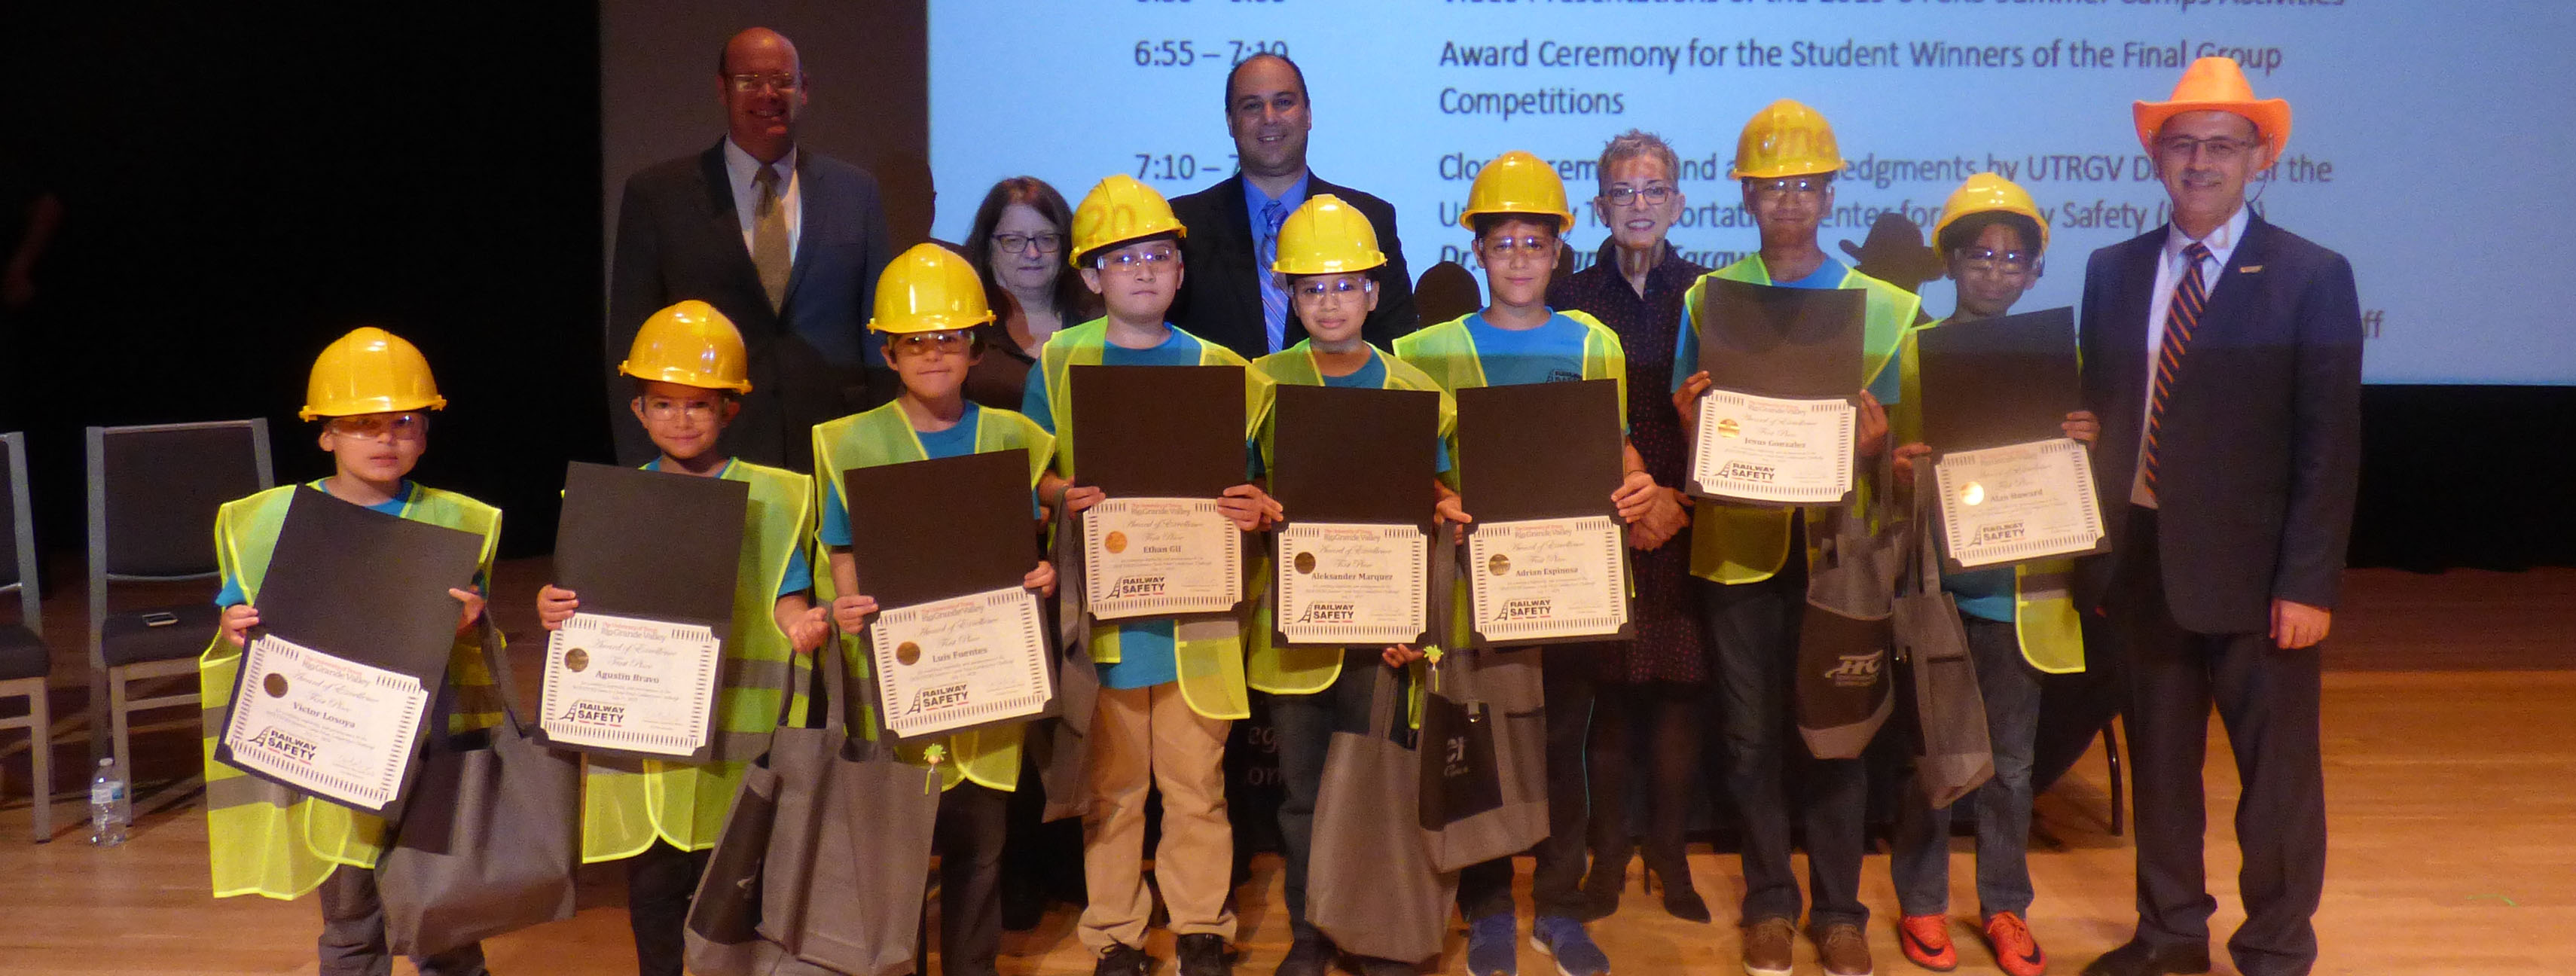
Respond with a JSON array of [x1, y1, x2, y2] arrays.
[[832, 593, 879, 634], [1673, 371, 1713, 425], [450, 587, 485, 634], [2062, 410, 2101, 446], [1893, 443, 1931, 487], [1060, 485, 1106, 515], [1436, 494, 1473, 545], [1025, 560, 1058, 598], [1613, 470, 1659, 523], [1381, 643, 1426, 667], [784, 605, 833, 654], [1218, 483, 1283, 532], [536, 584, 578, 630], [1855, 390, 1890, 459], [221, 603, 260, 648]]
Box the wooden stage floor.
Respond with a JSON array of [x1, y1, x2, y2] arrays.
[[2, 567, 2571, 975]]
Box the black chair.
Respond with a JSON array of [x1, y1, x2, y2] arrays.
[[1, 432, 53, 841], [84, 420, 273, 781]]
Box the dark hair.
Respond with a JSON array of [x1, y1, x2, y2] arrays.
[[630, 376, 741, 401], [1470, 212, 1564, 239], [1225, 53, 1309, 111], [963, 177, 1094, 329], [1937, 211, 2043, 256]]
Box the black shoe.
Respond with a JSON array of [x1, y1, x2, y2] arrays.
[[1353, 956, 1420, 976], [1178, 933, 1233, 976], [1643, 862, 1711, 924], [2078, 939, 2212, 976], [1273, 938, 1332, 976], [1001, 877, 1046, 931], [1096, 943, 1154, 976], [1577, 856, 1626, 922]]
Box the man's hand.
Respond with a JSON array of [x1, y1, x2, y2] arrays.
[[1025, 560, 1058, 598], [2062, 410, 2101, 446], [450, 587, 484, 635], [1893, 443, 1932, 488], [832, 593, 880, 634], [1855, 390, 1889, 459], [221, 604, 260, 648], [1381, 644, 1426, 668], [1218, 483, 1284, 532], [2270, 599, 2331, 650], [783, 605, 833, 654], [536, 584, 578, 630]]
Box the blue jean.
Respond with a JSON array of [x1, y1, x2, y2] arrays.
[[1889, 615, 2044, 919]]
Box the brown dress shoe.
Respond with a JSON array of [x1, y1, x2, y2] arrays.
[[1741, 917, 1797, 976], [1811, 922, 1875, 976]]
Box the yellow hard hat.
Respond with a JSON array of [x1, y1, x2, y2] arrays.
[[1271, 194, 1385, 276], [1070, 174, 1187, 268], [620, 300, 753, 392], [300, 327, 447, 421], [1933, 173, 2050, 252], [871, 243, 998, 334], [1730, 99, 1843, 180], [1459, 151, 1576, 233]]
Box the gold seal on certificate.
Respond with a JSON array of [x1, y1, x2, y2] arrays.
[[868, 584, 1055, 741], [1082, 497, 1243, 621], [539, 612, 721, 756], [222, 633, 431, 812], [1690, 389, 1857, 505], [1934, 438, 2106, 569], [1467, 515, 1630, 642], [1276, 523, 1429, 645]]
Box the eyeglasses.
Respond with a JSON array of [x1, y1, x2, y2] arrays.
[[1952, 247, 2037, 275], [1097, 246, 1179, 272], [1478, 234, 1557, 256], [1292, 277, 1373, 300], [1603, 185, 1675, 206], [726, 74, 800, 94], [639, 398, 723, 422], [2154, 135, 2257, 163], [893, 330, 975, 354], [1747, 176, 1830, 199], [992, 232, 1064, 255], [326, 413, 428, 440]]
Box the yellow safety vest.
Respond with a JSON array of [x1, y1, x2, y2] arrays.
[[812, 401, 1055, 791], [197, 483, 502, 900], [1891, 320, 2085, 674], [1680, 258, 1921, 585], [1247, 340, 1459, 695], [1036, 318, 1274, 721], [581, 459, 815, 862]]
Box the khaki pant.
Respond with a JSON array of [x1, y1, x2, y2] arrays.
[[1078, 681, 1236, 953]]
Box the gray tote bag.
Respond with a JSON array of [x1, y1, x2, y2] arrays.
[[1897, 490, 1995, 809], [1308, 663, 1456, 964], [1796, 449, 1905, 760]]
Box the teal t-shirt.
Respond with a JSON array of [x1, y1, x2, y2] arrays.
[[1671, 258, 1902, 404]]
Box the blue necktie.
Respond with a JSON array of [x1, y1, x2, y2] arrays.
[[1259, 200, 1288, 352]]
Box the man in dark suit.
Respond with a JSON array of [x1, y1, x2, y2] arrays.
[[2076, 58, 2362, 976], [1168, 53, 1415, 361], [608, 26, 892, 471]]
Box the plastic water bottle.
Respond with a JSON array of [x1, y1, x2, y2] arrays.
[[89, 758, 130, 846]]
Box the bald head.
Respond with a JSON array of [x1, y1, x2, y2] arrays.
[[716, 27, 807, 163]]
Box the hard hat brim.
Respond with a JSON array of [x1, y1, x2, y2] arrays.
[[2132, 99, 2291, 157]]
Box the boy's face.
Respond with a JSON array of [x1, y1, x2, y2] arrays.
[[1286, 272, 1377, 345], [318, 410, 428, 483], [887, 328, 982, 401], [1741, 172, 1833, 246], [630, 380, 738, 462], [1472, 218, 1561, 308], [1079, 239, 1183, 324], [1946, 221, 2042, 320]]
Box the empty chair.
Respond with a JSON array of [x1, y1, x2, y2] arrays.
[[2, 432, 54, 840]]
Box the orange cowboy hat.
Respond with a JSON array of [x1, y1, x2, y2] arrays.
[[2132, 56, 2291, 157]]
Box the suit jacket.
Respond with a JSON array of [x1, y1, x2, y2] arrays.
[[1168, 172, 1417, 361], [608, 142, 893, 470], [2076, 212, 2364, 634]]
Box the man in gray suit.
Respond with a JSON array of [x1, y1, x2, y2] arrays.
[[609, 26, 892, 471]]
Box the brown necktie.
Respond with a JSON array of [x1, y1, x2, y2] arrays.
[[752, 163, 791, 310]]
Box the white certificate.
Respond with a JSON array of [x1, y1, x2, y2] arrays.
[[1934, 438, 2107, 569], [869, 585, 1055, 740], [539, 612, 722, 756], [1082, 498, 1244, 620], [223, 633, 430, 812], [1275, 523, 1430, 646], [1691, 389, 1857, 505], [1467, 515, 1630, 643]]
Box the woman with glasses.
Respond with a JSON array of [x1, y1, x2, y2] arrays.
[[1543, 130, 1715, 926], [962, 176, 1099, 410]]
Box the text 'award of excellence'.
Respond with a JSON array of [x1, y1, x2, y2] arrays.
[[1455, 378, 1633, 648], [1686, 278, 1866, 507], [1916, 307, 2108, 572], [215, 486, 488, 818]]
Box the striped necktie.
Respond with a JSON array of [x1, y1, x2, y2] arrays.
[[1258, 199, 1288, 351], [2141, 241, 2212, 493]]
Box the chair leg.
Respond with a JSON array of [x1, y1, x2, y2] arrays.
[[107, 668, 131, 794], [29, 686, 50, 843], [2101, 720, 2126, 837]]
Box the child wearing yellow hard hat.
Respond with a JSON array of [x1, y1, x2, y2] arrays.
[[810, 242, 1061, 976], [1027, 174, 1279, 976], [533, 299, 829, 976], [196, 326, 503, 975], [1392, 150, 1665, 976]]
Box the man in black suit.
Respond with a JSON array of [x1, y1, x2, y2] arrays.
[[608, 26, 892, 471], [1168, 53, 1415, 360], [2076, 58, 2362, 976]]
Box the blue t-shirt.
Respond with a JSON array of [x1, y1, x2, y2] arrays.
[[1671, 258, 1901, 404], [643, 458, 812, 597], [1944, 568, 2017, 623], [1464, 311, 1593, 388]]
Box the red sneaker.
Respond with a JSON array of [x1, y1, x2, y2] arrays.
[[1897, 913, 1958, 971], [1982, 910, 2048, 976]]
